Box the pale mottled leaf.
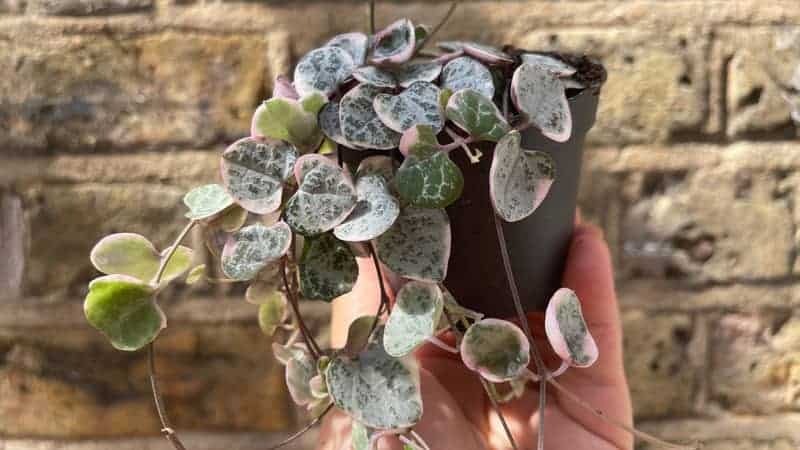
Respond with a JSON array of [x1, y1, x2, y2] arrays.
[[489, 130, 555, 222], [326, 328, 422, 429], [445, 89, 510, 142], [272, 74, 299, 100], [461, 318, 530, 383], [371, 19, 416, 65], [395, 62, 442, 88], [326, 32, 369, 66], [185, 264, 205, 285], [384, 281, 443, 357], [511, 62, 572, 142], [90, 233, 193, 284], [356, 155, 397, 182], [294, 46, 355, 97], [257, 287, 288, 336], [353, 66, 397, 88], [183, 184, 234, 220], [438, 41, 513, 64], [545, 288, 598, 368], [286, 163, 357, 235], [519, 53, 577, 77], [374, 81, 444, 133], [340, 84, 401, 150], [245, 277, 284, 305], [293, 153, 338, 185], [299, 233, 358, 301], [286, 346, 316, 406], [221, 137, 297, 214], [440, 56, 495, 98], [251, 97, 323, 152], [318, 101, 353, 148], [221, 222, 292, 281], [399, 124, 439, 158], [394, 152, 463, 208], [84, 274, 164, 351], [334, 173, 400, 242], [375, 207, 451, 282]]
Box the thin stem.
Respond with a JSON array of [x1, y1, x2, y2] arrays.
[[547, 377, 697, 450], [280, 257, 322, 358], [368, 0, 375, 34], [410, 430, 431, 450], [153, 220, 197, 285], [444, 127, 482, 163], [426, 335, 459, 354], [399, 435, 422, 450], [418, 1, 458, 53], [366, 242, 389, 341], [550, 361, 569, 378], [438, 134, 476, 152], [481, 377, 519, 450], [266, 402, 334, 450]]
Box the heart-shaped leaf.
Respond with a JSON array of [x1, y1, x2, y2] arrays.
[[461, 318, 530, 383], [353, 66, 397, 89], [371, 19, 416, 65], [440, 56, 495, 99], [394, 151, 463, 208], [384, 281, 444, 357], [285, 162, 357, 235], [519, 53, 576, 77], [90, 233, 193, 284], [334, 173, 400, 242], [221, 137, 297, 214], [183, 184, 234, 220], [257, 291, 288, 336], [511, 62, 572, 142], [356, 155, 397, 182], [490, 131, 555, 222], [273, 342, 308, 366], [293, 153, 338, 185], [294, 46, 356, 97], [251, 96, 324, 152], [438, 41, 513, 65], [299, 233, 358, 301], [326, 32, 369, 66], [445, 89, 510, 142], [326, 328, 423, 429], [318, 101, 354, 147], [221, 222, 292, 281], [399, 124, 439, 158], [395, 62, 442, 88], [272, 74, 299, 100], [245, 277, 283, 304], [375, 207, 451, 282], [286, 346, 317, 406], [84, 275, 164, 351], [545, 288, 598, 368], [340, 84, 401, 150], [374, 81, 444, 133]]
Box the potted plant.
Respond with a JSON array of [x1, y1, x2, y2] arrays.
[[81, 3, 692, 449]]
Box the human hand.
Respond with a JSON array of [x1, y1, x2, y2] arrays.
[[317, 218, 633, 450]]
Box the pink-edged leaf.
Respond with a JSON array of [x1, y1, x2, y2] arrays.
[[440, 56, 494, 99], [285, 163, 357, 236], [398, 124, 439, 158], [340, 84, 401, 150], [294, 46, 355, 97], [272, 74, 299, 100], [371, 19, 416, 65], [438, 41, 513, 65], [460, 318, 530, 383], [352, 66, 397, 89], [511, 62, 572, 142], [326, 32, 369, 66], [286, 346, 317, 406], [519, 53, 577, 77], [293, 153, 338, 185], [374, 81, 444, 134], [221, 137, 297, 214], [221, 222, 292, 281], [545, 288, 598, 368]]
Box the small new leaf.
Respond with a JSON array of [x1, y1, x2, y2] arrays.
[[286, 347, 317, 406], [251, 97, 324, 152], [185, 264, 206, 285], [90, 233, 193, 285], [183, 184, 234, 220], [446, 89, 510, 142], [461, 318, 530, 383], [545, 288, 598, 368], [257, 289, 288, 336], [384, 281, 444, 357], [221, 222, 292, 281], [299, 233, 358, 301]]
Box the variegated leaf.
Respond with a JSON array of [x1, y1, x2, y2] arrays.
[[293, 153, 338, 185], [395, 62, 442, 88], [272, 74, 299, 99], [490, 131, 555, 222], [353, 66, 397, 88], [438, 41, 513, 64], [340, 84, 401, 150], [318, 101, 354, 148], [461, 318, 530, 383], [221, 222, 292, 281], [356, 155, 397, 182], [351, 420, 372, 450], [183, 184, 234, 220], [394, 151, 463, 208], [375, 207, 451, 282], [519, 53, 577, 77], [343, 315, 379, 356], [334, 173, 400, 242], [294, 46, 355, 97], [251, 96, 324, 152], [213, 205, 248, 232], [384, 281, 443, 357], [440, 56, 495, 98], [445, 89, 510, 142], [90, 233, 193, 284], [374, 81, 444, 133], [285, 163, 357, 235], [511, 62, 572, 142], [371, 19, 416, 65], [298, 233, 358, 301], [399, 124, 439, 158], [545, 288, 598, 368], [221, 137, 297, 214], [286, 346, 316, 406], [326, 32, 369, 66]]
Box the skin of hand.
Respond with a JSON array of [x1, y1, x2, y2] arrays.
[[317, 217, 633, 450]]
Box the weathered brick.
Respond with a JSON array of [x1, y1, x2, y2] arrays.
[[25, 0, 152, 16], [0, 191, 25, 302]]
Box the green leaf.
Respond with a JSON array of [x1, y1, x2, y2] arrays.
[[399, 124, 439, 158], [489, 130, 555, 222], [325, 32, 369, 66], [185, 264, 206, 285], [394, 151, 464, 208], [183, 184, 234, 220], [374, 81, 444, 134], [326, 328, 423, 429], [545, 288, 598, 368], [375, 207, 450, 282], [343, 315, 379, 356], [384, 281, 443, 357], [371, 19, 416, 65], [461, 319, 530, 382], [445, 89, 510, 142], [84, 275, 164, 351], [334, 173, 400, 242], [301, 91, 328, 115], [441, 56, 495, 99], [285, 162, 357, 236], [511, 62, 572, 142], [293, 46, 355, 97], [251, 97, 323, 152], [340, 84, 401, 150], [299, 233, 358, 301], [257, 290, 288, 336], [90, 233, 193, 284], [220, 137, 297, 214], [318, 137, 337, 155], [221, 222, 292, 281]]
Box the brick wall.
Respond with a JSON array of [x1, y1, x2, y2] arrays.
[[1, 1, 799, 449]]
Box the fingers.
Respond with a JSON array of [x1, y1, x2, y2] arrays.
[[330, 255, 383, 348]]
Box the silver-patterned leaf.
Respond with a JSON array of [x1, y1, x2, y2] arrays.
[[384, 281, 443, 357], [286, 346, 316, 406], [375, 207, 451, 282], [318, 101, 354, 147], [221, 222, 292, 281], [220, 137, 298, 214], [374, 81, 444, 133], [440, 56, 495, 98], [395, 62, 442, 88], [545, 288, 598, 368], [353, 66, 397, 88], [489, 131, 555, 222], [445, 89, 510, 142], [293, 153, 338, 185], [371, 19, 416, 65], [511, 62, 572, 142], [299, 233, 358, 301], [326, 32, 369, 66], [394, 151, 464, 209], [399, 124, 439, 158], [294, 46, 356, 97], [183, 184, 234, 220], [460, 318, 530, 383], [326, 328, 423, 429], [334, 173, 400, 242], [519, 53, 577, 77], [438, 41, 513, 64], [340, 84, 401, 150], [285, 163, 357, 236]]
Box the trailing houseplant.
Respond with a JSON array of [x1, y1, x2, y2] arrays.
[[82, 3, 695, 450]]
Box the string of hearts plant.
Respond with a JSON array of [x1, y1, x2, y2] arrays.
[[82, 3, 695, 450]]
